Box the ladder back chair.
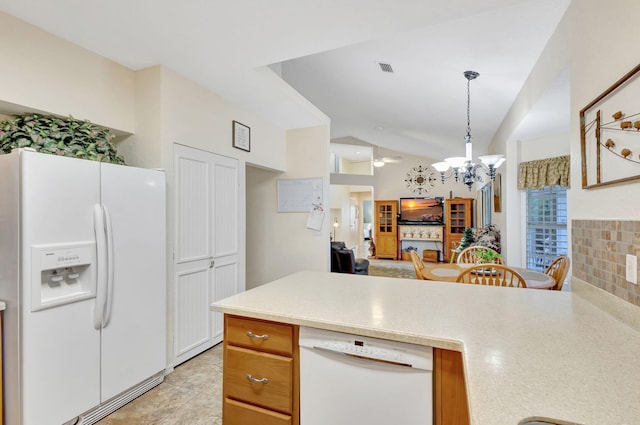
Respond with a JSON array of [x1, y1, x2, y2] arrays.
[[456, 246, 504, 265], [544, 255, 570, 291], [409, 250, 428, 280], [456, 264, 527, 288]]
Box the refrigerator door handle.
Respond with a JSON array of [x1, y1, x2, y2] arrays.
[[93, 204, 108, 330], [103, 205, 115, 327]]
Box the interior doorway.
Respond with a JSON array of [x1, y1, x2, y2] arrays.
[[329, 184, 373, 258]]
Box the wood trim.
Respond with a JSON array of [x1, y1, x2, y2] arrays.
[[434, 348, 470, 425], [292, 325, 300, 425]]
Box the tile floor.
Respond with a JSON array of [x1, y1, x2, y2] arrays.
[[97, 344, 223, 425]]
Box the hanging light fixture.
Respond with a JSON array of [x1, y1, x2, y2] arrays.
[[432, 71, 505, 190], [373, 126, 386, 167]]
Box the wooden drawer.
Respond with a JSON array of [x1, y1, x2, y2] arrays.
[[226, 315, 293, 355], [224, 398, 292, 425], [224, 345, 293, 413]]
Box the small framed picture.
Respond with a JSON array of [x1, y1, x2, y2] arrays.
[[232, 120, 251, 152]]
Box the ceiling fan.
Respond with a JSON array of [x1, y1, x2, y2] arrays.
[[352, 146, 402, 167], [365, 127, 402, 167], [372, 150, 402, 167]]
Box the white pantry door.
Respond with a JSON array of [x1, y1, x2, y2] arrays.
[[173, 144, 240, 365]]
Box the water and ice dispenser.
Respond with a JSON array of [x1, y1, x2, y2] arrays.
[[31, 242, 96, 312]]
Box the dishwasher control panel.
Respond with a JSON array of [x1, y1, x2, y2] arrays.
[[299, 326, 433, 370]]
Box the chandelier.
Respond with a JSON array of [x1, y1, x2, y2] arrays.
[[432, 71, 505, 190]]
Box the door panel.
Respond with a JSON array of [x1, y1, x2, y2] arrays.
[[99, 163, 166, 401], [212, 258, 239, 343], [176, 267, 211, 355], [20, 152, 101, 425], [214, 157, 239, 257], [174, 144, 240, 365], [176, 157, 211, 263], [174, 145, 213, 364]]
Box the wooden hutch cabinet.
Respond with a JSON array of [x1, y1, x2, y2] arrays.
[[374, 200, 398, 259], [444, 198, 474, 262]]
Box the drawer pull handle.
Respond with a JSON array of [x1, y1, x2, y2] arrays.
[[246, 331, 269, 340], [246, 374, 269, 384]]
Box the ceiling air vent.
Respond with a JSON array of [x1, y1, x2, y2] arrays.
[[378, 62, 394, 73]]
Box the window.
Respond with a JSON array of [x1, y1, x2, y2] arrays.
[[526, 186, 567, 271]]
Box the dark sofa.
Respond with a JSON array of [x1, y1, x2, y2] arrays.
[[330, 241, 369, 275]]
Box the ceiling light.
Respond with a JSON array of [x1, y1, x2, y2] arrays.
[[373, 158, 386, 167], [432, 71, 505, 190]]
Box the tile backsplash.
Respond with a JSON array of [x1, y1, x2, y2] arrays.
[[572, 220, 640, 307]]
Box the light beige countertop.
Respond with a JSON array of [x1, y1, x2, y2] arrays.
[[211, 271, 640, 425]]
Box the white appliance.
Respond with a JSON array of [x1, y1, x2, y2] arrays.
[[0, 149, 167, 425], [299, 327, 433, 425]]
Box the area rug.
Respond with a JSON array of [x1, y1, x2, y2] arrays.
[[368, 259, 417, 279]]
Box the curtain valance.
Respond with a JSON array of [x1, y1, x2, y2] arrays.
[[518, 155, 570, 190]]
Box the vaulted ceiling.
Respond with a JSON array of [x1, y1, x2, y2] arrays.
[[0, 0, 570, 159]]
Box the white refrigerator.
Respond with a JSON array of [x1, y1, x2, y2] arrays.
[[0, 149, 167, 425]]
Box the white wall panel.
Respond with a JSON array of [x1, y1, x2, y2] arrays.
[[176, 268, 210, 357], [176, 157, 210, 263]]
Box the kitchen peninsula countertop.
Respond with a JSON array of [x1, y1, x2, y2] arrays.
[[211, 271, 640, 425]]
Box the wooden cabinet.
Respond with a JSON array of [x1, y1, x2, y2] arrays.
[[434, 348, 470, 425], [444, 198, 474, 262], [223, 315, 299, 425], [374, 200, 398, 259], [223, 315, 470, 425]]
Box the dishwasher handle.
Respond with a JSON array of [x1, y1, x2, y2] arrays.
[[314, 346, 414, 368]]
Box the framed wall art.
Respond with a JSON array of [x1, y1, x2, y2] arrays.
[[580, 64, 640, 188], [232, 120, 250, 152]]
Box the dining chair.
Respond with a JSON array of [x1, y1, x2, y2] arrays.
[[409, 250, 428, 280], [544, 255, 570, 290], [456, 246, 504, 265], [456, 264, 527, 288]]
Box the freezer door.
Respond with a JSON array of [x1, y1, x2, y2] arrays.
[[20, 151, 101, 425], [99, 162, 167, 401]]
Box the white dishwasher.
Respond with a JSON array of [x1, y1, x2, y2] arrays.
[[299, 326, 433, 425]]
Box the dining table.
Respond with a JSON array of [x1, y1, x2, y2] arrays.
[[420, 263, 555, 289]]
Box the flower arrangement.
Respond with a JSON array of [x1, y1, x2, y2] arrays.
[[474, 224, 501, 253], [0, 113, 125, 165]]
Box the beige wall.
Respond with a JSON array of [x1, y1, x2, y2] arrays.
[[0, 12, 135, 133], [116, 66, 163, 169], [569, 0, 640, 219], [489, 6, 571, 261], [494, 0, 640, 228], [488, 0, 640, 306], [0, 14, 309, 368], [159, 68, 288, 172], [373, 148, 478, 204], [246, 125, 330, 289]]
